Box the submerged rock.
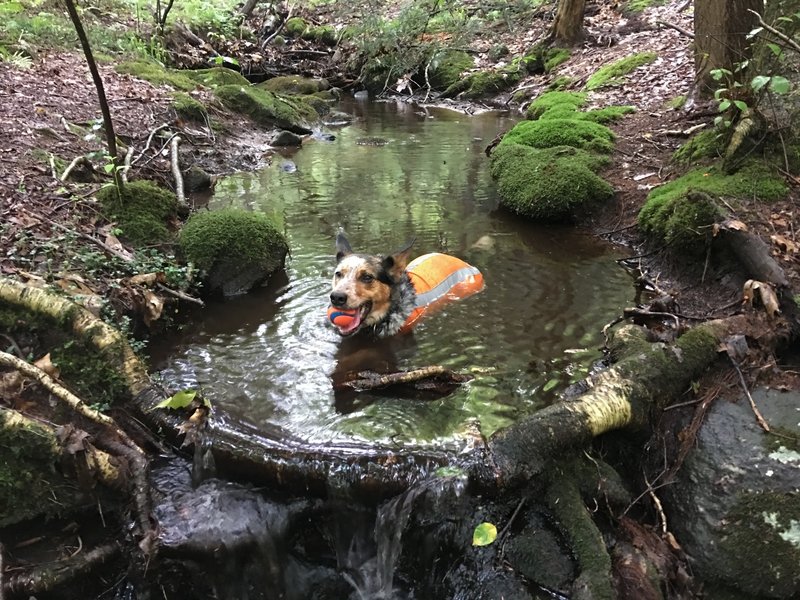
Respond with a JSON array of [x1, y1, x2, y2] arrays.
[[665, 389, 800, 598], [272, 130, 304, 147]]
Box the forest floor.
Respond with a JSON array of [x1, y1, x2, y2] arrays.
[[1, 2, 798, 404]]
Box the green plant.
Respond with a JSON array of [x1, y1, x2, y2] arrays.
[[585, 52, 657, 90]]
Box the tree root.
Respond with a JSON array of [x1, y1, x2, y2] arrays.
[[3, 542, 120, 597], [0, 350, 155, 555]]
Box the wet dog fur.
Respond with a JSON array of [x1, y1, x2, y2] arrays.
[[329, 233, 416, 338]]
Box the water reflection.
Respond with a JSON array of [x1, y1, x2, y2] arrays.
[[152, 99, 633, 447]]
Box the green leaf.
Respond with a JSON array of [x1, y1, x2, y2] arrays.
[[767, 43, 782, 57], [718, 99, 731, 112], [155, 389, 197, 409], [751, 75, 770, 92], [542, 378, 560, 392], [733, 100, 748, 112], [472, 522, 498, 546], [769, 76, 791, 94]]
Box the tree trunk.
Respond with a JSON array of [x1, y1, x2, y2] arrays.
[[694, 0, 760, 97], [548, 0, 587, 46]]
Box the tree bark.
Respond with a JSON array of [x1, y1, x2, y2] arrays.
[[548, 0, 587, 46], [62, 0, 120, 184], [694, 0, 761, 97]]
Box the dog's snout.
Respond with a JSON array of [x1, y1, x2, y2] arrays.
[[330, 291, 348, 307]]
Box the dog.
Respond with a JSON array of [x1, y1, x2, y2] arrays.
[[328, 232, 484, 338]]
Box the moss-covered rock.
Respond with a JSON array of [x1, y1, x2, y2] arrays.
[[442, 68, 520, 99], [285, 17, 309, 37], [429, 50, 474, 91], [585, 52, 657, 91], [214, 84, 316, 133], [172, 92, 208, 122], [544, 48, 571, 72], [259, 75, 330, 95], [184, 67, 250, 88], [97, 180, 179, 246], [639, 162, 787, 250], [501, 118, 616, 154], [179, 209, 288, 296], [673, 128, 722, 164], [116, 60, 197, 91], [490, 143, 614, 221], [526, 91, 587, 119]]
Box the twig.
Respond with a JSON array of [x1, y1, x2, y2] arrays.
[[622, 307, 680, 331], [48, 153, 58, 180], [60, 155, 89, 182], [497, 497, 526, 561], [729, 354, 770, 432], [261, 5, 293, 50], [31, 212, 134, 263], [131, 123, 170, 166], [156, 283, 204, 306], [341, 365, 470, 391], [170, 135, 186, 205], [121, 146, 134, 184], [644, 471, 668, 535], [423, 58, 432, 103], [656, 20, 694, 39], [748, 9, 800, 54]]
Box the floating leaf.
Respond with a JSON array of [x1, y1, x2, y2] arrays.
[[155, 389, 197, 410], [472, 522, 498, 546]]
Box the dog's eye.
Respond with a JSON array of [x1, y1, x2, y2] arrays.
[[334, 271, 342, 278], [360, 273, 374, 283]]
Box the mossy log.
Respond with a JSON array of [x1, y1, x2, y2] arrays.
[[488, 318, 746, 485]]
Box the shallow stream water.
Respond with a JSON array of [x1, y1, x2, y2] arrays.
[[151, 98, 633, 450]]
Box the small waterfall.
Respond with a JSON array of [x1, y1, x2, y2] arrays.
[[336, 475, 468, 600]]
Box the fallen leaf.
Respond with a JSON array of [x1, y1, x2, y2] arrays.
[[34, 353, 60, 379], [771, 234, 798, 255], [473, 522, 498, 546], [155, 389, 197, 410], [142, 289, 164, 326]]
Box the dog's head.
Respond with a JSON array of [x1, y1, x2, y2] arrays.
[[329, 232, 414, 336]]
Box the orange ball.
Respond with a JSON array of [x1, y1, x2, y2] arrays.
[[327, 306, 358, 327]]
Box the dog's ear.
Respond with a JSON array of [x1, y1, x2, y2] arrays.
[[381, 237, 415, 280], [335, 232, 353, 263]]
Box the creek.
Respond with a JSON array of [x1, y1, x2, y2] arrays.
[[146, 98, 635, 598]]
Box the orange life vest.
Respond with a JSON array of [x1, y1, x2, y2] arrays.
[[401, 253, 484, 332]]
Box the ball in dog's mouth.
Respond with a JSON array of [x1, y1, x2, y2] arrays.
[[327, 303, 371, 336]]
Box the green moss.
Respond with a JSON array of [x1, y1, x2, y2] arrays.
[[585, 52, 657, 91], [285, 17, 308, 37], [115, 60, 197, 91], [259, 75, 329, 95], [97, 180, 178, 246], [501, 118, 615, 154], [442, 69, 520, 99], [544, 48, 571, 72], [300, 94, 332, 116], [184, 67, 250, 88], [625, 0, 668, 13], [179, 208, 288, 276], [311, 25, 337, 45], [673, 128, 722, 164], [30, 148, 66, 173], [718, 492, 800, 598], [171, 92, 207, 122], [581, 106, 636, 123], [526, 91, 587, 119], [0, 410, 65, 527], [429, 50, 474, 91], [639, 161, 787, 250], [214, 84, 317, 131], [547, 75, 574, 91], [488, 44, 509, 61], [490, 143, 614, 221]]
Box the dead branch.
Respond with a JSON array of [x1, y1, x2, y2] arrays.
[[729, 355, 770, 432], [338, 365, 472, 391], [655, 20, 694, 39], [170, 135, 186, 205], [157, 282, 205, 306], [60, 155, 91, 182], [121, 145, 134, 184], [3, 542, 120, 597], [747, 9, 800, 54], [132, 123, 170, 166]]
